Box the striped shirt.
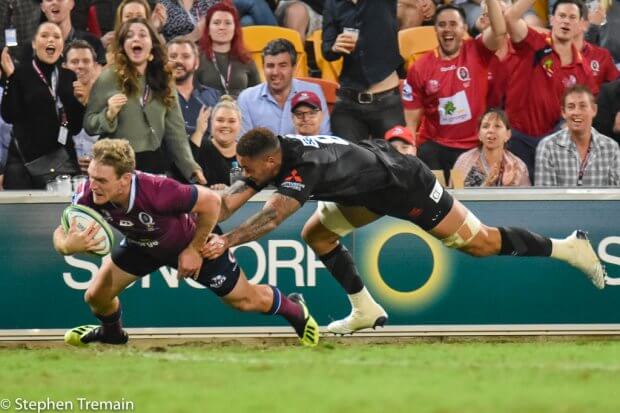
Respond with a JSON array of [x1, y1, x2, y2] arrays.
[[535, 127, 620, 187]]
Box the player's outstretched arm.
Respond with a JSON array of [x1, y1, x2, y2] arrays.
[[202, 193, 301, 260], [53, 218, 104, 256], [218, 180, 257, 222]]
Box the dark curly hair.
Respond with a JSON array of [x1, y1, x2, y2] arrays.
[[112, 18, 174, 107]]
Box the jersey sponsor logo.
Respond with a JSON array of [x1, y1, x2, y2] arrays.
[[590, 60, 600, 73], [402, 80, 413, 102], [425, 79, 440, 95], [119, 220, 134, 227], [438, 91, 473, 125], [209, 274, 227, 289], [457, 66, 470, 82], [408, 207, 423, 218], [440, 64, 457, 72], [285, 169, 303, 183], [429, 180, 443, 204], [125, 238, 160, 248], [282, 169, 305, 192]]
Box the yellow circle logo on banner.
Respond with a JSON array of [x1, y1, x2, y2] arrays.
[[363, 222, 451, 310]]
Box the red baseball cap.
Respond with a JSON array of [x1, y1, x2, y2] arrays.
[[291, 91, 322, 112], [384, 125, 415, 146]]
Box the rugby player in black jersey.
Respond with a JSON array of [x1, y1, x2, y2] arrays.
[[202, 96, 606, 335]]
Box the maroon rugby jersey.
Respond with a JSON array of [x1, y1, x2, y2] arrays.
[[72, 172, 198, 251]]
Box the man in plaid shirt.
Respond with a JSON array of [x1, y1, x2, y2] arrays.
[[535, 84, 620, 186]]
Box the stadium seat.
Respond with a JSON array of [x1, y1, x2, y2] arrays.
[[308, 30, 343, 82], [242, 25, 309, 82], [450, 168, 465, 189], [398, 26, 438, 71], [431, 170, 447, 187], [296, 77, 339, 114]]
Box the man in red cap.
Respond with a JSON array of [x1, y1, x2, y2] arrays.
[[291, 91, 324, 136], [384, 125, 417, 156]]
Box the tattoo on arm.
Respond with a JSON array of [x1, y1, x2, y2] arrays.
[[224, 194, 300, 247], [219, 180, 252, 221]]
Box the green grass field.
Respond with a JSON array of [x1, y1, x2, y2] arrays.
[[1, 338, 619, 413]]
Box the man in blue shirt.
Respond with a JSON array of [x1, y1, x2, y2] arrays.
[[237, 39, 331, 136], [168, 38, 221, 144]]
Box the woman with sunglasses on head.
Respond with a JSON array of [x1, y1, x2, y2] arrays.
[[84, 18, 205, 184]]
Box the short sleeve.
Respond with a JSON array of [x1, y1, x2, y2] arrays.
[[402, 63, 424, 110], [512, 26, 547, 53], [151, 177, 198, 214], [275, 163, 320, 206]]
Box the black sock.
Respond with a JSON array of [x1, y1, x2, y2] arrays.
[[318, 244, 364, 294], [498, 227, 552, 257], [264, 286, 306, 336], [95, 304, 124, 337]]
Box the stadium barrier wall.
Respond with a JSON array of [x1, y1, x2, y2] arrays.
[[1, 188, 619, 338]]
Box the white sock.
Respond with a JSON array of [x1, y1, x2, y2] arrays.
[[348, 287, 379, 310], [550, 235, 574, 261]]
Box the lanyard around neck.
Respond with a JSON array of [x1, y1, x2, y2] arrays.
[[577, 139, 592, 186], [211, 53, 231, 94], [32, 59, 66, 123]]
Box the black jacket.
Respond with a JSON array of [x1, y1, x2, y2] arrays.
[[594, 79, 620, 145], [1, 58, 84, 162]]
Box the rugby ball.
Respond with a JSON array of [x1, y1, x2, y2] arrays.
[[61, 205, 114, 256]]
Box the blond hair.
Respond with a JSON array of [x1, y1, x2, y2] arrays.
[[211, 95, 242, 122], [93, 139, 136, 177]]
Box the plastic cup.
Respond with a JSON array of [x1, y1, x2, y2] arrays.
[[71, 175, 87, 192], [343, 27, 360, 42], [56, 175, 73, 195]]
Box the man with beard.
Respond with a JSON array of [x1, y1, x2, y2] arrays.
[[402, 0, 506, 181], [167, 38, 220, 148]]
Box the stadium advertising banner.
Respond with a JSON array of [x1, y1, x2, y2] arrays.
[[1, 190, 620, 334]]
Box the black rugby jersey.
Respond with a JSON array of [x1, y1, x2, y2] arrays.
[[245, 135, 437, 215]]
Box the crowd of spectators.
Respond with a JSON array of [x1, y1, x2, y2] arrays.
[[0, 0, 618, 191]]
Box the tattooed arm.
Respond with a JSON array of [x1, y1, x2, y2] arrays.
[[218, 180, 258, 222], [201, 193, 301, 259]]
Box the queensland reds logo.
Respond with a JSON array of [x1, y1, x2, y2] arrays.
[[456, 66, 470, 81], [590, 60, 600, 73], [138, 212, 156, 231]]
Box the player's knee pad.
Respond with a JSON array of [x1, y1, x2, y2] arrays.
[[317, 201, 355, 237], [441, 211, 482, 249]]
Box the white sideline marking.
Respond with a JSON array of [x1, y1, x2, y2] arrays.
[[136, 352, 620, 372]]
